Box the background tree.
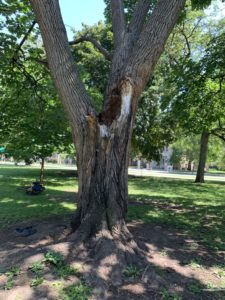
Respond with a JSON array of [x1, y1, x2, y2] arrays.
[[159, 9, 225, 182], [0, 0, 73, 182], [170, 134, 200, 170]]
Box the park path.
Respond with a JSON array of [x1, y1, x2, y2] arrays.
[[128, 168, 225, 182]]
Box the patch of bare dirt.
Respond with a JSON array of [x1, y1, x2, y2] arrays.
[[0, 216, 225, 300]]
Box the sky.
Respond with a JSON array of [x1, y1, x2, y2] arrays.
[[59, 0, 106, 40], [58, 0, 225, 40], [205, 0, 225, 18]]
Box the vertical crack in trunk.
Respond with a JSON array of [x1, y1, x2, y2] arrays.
[[72, 78, 136, 238]]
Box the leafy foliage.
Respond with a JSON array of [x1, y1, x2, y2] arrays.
[[160, 13, 225, 137], [43, 250, 64, 267], [0, 0, 73, 163], [60, 283, 92, 300]]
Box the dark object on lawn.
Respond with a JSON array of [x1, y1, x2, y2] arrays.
[[15, 226, 37, 237], [26, 181, 45, 195]]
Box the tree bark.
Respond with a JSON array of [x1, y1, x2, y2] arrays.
[[39, 157, 44, 184], [195, 132, 210, 183], [30, 0, 186, 274], [187, 160, 192, 171]]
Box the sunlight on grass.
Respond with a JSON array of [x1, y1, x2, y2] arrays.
[[0, 166, 78, 228], [128, 177, 225, 251], [0, 166, 225, 251], [60, 202, 76, 210], [1, 198, 14, 203]]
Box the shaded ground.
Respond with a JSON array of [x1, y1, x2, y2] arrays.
[[0, 215, 225, 300]]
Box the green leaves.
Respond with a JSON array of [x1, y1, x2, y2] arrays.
[[0, 0, 73, 163]]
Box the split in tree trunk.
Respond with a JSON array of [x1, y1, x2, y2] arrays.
[[30, 0, 186, 293], [195, 132, 210, 183]]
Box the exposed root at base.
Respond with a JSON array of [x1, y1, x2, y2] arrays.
[[66, 226, 150, 299]]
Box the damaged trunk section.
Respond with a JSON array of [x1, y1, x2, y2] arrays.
[[99, 77, 134, 127], [71, 77, 136, 240]]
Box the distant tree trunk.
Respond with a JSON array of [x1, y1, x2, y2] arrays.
[[39, 157, 44, 184], [187, 160, 192, 171], [195, 132, 210, 183]]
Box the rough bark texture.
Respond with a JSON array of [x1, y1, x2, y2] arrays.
[[195, 132, 210, 183], [30, 0, 186, 286]]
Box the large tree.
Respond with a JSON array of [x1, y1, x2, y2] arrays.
[[3, 0, 215, 287], [31, 0, 185, 239]]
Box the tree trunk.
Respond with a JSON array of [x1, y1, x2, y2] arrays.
[[187, 160, 192, 171], [195, 132, 210, 183], [39, 157, 44, 184], [71, 79, 135, 243], [30, 0, 186, 289]]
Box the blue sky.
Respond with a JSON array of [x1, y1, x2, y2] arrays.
[[59, 0, 106, 40]]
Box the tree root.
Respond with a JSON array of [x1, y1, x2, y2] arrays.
[[65, 223, 150, 299]]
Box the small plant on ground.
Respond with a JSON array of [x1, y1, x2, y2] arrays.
[[4, 266, 21, 290], [4, 279, 15, 290], [56, 265, 79, 279], [29, 261, 45, 287], [43, 250, 64, 267], [214, 266, 225, 278], [160, 288, 182, 300], [5, 266, 21, 277], [60, 282, 92, 300], [124, 265, 141, 278], [30, 261, 44, 275], [30, 277, 44, 287], [187, 282, 202, 293], [206, 282, 216, 289], [188, 260, 202, 269], [159, 249, 168, 257]]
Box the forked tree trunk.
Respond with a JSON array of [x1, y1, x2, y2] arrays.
[[30, 1, 186, 292], [195, 132, 210, 183], [30, 0, 186, 274], [71, 82, 134, 240]]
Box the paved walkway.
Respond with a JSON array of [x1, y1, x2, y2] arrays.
[[1, 162, 225, 182], [128, 168, 225, 182]]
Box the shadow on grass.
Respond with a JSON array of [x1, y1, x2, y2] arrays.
[[128, 176, 225, 251], [128, 196, 225, 252], [0, 167, 78, 228], [0, 169, 225, 299], [0, 217, 225, 300]]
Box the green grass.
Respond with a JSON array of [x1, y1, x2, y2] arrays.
[[0, 166, 225, 251], [0, 166, 77, 228], [128, 176, 225, 250]]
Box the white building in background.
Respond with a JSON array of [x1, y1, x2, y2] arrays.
[[134, 146, 173, 171], [46, 153, 76, 165]]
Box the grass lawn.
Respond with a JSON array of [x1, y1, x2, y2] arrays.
[[0, 165, 225, 251], [0, 166, 77, 228], [128, 177, 225, 251]]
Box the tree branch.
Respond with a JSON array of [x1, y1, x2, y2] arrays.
[[125, 0, 185, 93], [127, 0, 152, 43], [30, 0, 95, 142], [178, 27, 191, 57], [111, 0, 125, 50], [13, 20, 36, 59], [69, 35, 112, 61], [212, 131, 225, 142]]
